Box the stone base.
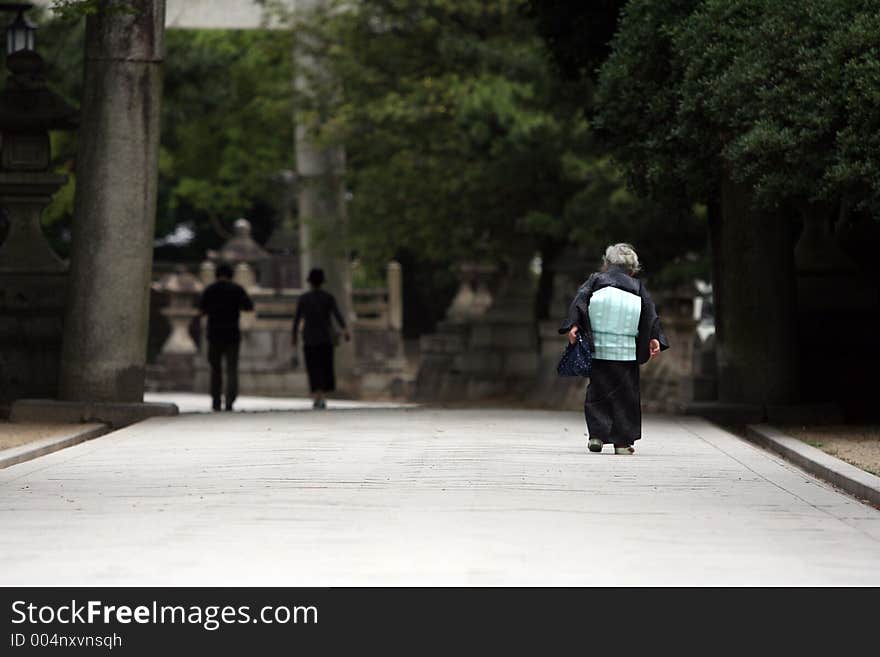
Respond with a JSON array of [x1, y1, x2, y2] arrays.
[[10, 399, 178, 428], [415, 313, 540, 402], [0, 272, 67, 405]]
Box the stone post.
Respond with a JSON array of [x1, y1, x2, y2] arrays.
[[199, 260, 216, 286], [293, 1, 355, 385], [234, 262, 257, 291], [387, 260, 402, 331], [59, 1, 166, 402]]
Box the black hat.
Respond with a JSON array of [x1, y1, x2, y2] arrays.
[[307, 268, 325, 286], [216, 263, 234, 279]]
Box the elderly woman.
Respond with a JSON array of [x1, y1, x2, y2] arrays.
[[559, 243, 669, 454]]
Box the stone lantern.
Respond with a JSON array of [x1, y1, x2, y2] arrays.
[[204, 218, 270, 292], [0, 48, 77, 272], [154, 265, 203, 356], [149, 265, 204, 390], [0, 28, 78, 404], [446, 262, 497, 322]]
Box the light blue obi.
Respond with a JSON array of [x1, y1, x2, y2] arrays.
[[588, 286, 641, 361]]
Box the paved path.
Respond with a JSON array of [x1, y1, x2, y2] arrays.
[[1, 409, 878, 585]]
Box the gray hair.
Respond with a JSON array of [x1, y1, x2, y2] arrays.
[[603, 243, 641, 274]]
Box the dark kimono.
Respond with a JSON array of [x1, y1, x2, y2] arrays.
[[558, 266, 669, 445]]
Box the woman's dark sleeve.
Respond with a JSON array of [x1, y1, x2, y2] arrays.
[[636, 282, 670, 365], [558, 292, 585, 334], [558, 274, 596, 346]]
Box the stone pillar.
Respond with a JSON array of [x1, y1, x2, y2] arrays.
[[234, 262, 257, 291], [199, 260, 216, 286], [387, 261, 403, 332], [293, 4, 355, 384], [59, 1, 166, 402]]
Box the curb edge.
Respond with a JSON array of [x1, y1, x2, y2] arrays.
[[745, 423, 880, 508], [0, 424, 111, 470]]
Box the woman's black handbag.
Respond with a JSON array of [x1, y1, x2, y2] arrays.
[[557, 332, 592, 378]]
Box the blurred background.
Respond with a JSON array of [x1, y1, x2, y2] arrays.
[[2, 0, 878, 425]]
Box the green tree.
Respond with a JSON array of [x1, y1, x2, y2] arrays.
[[36, 18, 296, 260], [290, 1, 579, 267], [289, 0, 705, 305], [156, 28, 295, 258], [675, 0, 879, 218], [594, 0, 880, 406]]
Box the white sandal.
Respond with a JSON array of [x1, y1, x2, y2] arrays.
[[614, 445, 635, 455]]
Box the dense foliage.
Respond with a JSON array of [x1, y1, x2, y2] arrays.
[[157, 28, 294, 258], [287, 0, 705, 286], [36, 17, 294, 259], [30, 0, 708, 307], [288, 0, 583, 267], [595, 0, 880, 222]]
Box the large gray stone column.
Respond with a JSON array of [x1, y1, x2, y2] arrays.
[[59, 1, 166, 402], [293, 2, 355, 387]]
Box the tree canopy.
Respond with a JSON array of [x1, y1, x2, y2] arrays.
[[32, 0, 708, 301], [157, 28, 294, 258], [37, 16, 295, 260], [289, 0, 585, 268], [288, 0, 705, 285], [595, 0, 880, 222]]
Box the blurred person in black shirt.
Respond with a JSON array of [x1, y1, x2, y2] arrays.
[[292, 268, 350, 409], [198, 263, 254, 411]]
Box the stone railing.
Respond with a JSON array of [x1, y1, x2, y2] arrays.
[[350, 262, 408, 396], [350, 261, 403, 331]]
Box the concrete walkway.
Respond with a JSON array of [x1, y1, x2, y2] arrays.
[[1, 409, 877, 586]]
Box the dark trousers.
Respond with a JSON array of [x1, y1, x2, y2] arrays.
[[303, 343, 335, 393], [208, 339, 240, 408]]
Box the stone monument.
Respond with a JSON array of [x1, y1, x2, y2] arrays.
[[146, 265, 203, 391], [0, 44, 77, 407]]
